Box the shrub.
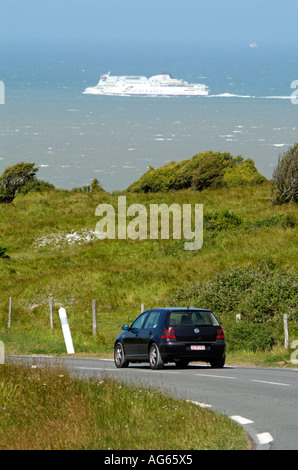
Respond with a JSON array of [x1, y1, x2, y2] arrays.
[[224, 321, 275, 352], [223, 158, 266, 186], [72, 178, 104, 193], [0, 162, 39, 203], [171, 265, 298, 326], [126, 151, 266, 193], [204, 209, 243, 235], [271, 143, 298, 204]]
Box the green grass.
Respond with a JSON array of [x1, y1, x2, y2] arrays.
[[0, 182, 297, 362], [0, 362, 248, 450]]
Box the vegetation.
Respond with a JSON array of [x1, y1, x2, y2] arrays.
[[0, 154, 297, 450], [126, 151, 266, 193], [0, 180, 297, 363], [0, 362, 248, 450], [72, 178, 104, 193], [0, 162, 54, 203], [271, 143, 298, 205], [0, 246, 9, 259]]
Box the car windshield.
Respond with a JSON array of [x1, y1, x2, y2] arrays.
[[168, 310, 220, 327]]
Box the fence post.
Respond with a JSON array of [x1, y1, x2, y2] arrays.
[[49, 297, 54, 330], [92, 300, 97, 336], [284, 314, 289, 349], [8, 297, 12, 331]]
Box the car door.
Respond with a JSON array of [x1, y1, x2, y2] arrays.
[[137, 311, 161, 356], [123, 312, 148, 357]]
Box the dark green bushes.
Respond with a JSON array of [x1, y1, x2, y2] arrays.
[[0, 162, 54, 202], [127, 151, 266, 193], [171, 264, 297, 351], [224, 321, 276, 352], [171, 265, 297, 326]]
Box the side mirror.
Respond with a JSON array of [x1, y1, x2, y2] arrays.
[[122, 324, 130, 331]]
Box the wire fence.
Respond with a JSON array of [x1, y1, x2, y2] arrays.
[[0, 296, 296, 351], [0, 296, 148, 336]]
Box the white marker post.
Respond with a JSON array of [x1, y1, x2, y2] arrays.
[[0, 341, 4, 364], [58, 307, 75, 354]]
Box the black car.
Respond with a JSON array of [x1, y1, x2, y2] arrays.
[[114, 308, 226, 370]]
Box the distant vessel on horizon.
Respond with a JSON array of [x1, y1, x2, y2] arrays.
[[83, 72, 209, 97]]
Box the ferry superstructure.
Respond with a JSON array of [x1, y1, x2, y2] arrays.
[[83, 73, 209, 96]]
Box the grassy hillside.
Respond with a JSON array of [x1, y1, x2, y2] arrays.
[[0, 182, 297, 361]]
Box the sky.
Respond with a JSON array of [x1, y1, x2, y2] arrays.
[[1, 0, 298, 49]]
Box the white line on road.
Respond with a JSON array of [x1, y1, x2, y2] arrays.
[[74, 367, 117, 371], [230, 415, 254, 425], [196, 373, 236, 379], [251, 379, 290, 387], [256, 432, 274, 445]]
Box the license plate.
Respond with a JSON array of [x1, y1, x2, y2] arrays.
[[191, 345, 205, 351]]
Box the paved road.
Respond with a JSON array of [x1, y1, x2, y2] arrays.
[[9, 355, 298, 450]]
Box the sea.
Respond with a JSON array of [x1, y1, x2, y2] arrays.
[[1, 41, 297, 192]]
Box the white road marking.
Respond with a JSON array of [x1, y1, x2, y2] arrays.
[[230, 415, 254, 425], [256, 432, 274, 445], [196, 373, 236, 379], [74, 367, 117, 371], [186, 400, 213, 408], [251, 379, 290, 387]]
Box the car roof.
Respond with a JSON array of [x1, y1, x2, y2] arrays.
[[145, 307, 213, 313]]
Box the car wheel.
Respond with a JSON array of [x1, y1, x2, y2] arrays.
[[149, 343, 164, 370], [210, 355, 225, 368], [114, 342, 129, 368]]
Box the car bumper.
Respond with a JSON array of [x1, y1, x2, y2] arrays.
[[159, 341, 226, 362]]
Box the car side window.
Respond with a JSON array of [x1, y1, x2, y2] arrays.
[[131, 312, 148, 330], [144, 311, 160, 329]]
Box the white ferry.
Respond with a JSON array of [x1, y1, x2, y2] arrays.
[[83, 72, 209, 97]]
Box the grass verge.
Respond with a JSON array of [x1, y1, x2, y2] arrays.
[[0, 362, 248, 450]]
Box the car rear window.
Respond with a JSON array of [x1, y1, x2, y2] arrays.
[[168, 311, 220, 327]]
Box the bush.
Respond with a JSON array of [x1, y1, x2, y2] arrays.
[[0, 162, 39, 203], [223, 158, 266, 186], [171, 265, 298, 325], [126, 151, 266, 193], [204, 209, 243, 235], [18, 179, 55, 195], [271, 143, 298, 204], [72, 178, 104, 193], [224, 321, 275, 352]]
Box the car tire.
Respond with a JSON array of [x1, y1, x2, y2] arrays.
[[114, 342, 129, 368], [149, 343, 164, 370], [210, 355, 225, 368]]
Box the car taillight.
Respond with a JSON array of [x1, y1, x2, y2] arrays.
[[161, 328, 176, 340], [216, 329, 225, 340]]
